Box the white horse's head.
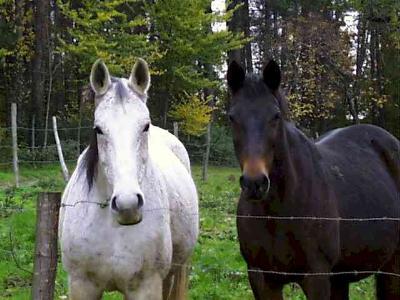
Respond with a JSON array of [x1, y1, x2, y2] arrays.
[[88, 58, 151, 225]]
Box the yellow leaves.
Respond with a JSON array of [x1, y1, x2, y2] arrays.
[[0, 48, 11, 58], [169, 93, 213, 136], [360, 85, 390, 109]]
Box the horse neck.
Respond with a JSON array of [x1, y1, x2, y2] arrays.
[[271, 122, 323, 202]]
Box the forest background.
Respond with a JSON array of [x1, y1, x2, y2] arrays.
[[0, 0, 399, 166]]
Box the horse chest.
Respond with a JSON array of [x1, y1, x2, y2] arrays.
[[236, 196, 313, 272], [237, 217, 308, 272], [61, 207, 172, 281]]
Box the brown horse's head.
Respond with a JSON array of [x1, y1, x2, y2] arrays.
[[227, 60, 288, 201]]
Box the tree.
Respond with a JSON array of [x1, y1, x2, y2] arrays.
[[147, 0, 244, 127], [57, 0, 154, 75], [227, 0, 252, 71], [31, 0, 49, 145]]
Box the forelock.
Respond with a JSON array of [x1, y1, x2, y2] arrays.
[[113, 78, 130, 101], [241, 75, 270, 98]]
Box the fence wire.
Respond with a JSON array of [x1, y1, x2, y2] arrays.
[[1, 123, 400, 297], [2, 203, 400, 223], [0, 126, 92, 132]]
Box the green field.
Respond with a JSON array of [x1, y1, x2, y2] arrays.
[[0, 164, 375, 299]]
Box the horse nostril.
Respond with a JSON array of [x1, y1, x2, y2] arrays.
[[111, 196, 118, 211], [240, 175, 255, 191], [239, 176, 247, 190], [137, 194, 144, 208], [240, 174, 270, 199]]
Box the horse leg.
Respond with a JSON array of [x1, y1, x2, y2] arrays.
[[299, 243, 336, 300], [69, 276, 103, 300], [162, 270, 174, 300], [330, 277, 349, 300], [247, 270, 283, 300], [376, 274, 400, 300], [162, 264, 188, 300], [376, 249, 400, 300], [300, 275, 331, 300], [125, 273, 163, 300]]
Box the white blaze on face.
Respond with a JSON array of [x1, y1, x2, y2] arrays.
[[94, 81, 150, 206]]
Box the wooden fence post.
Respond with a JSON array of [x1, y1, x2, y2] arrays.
[[11, 103, 19, 187], [52, 116, 69, 182], [32, 192, 61, 300], [202, 122, 211, 181], [173, 121, 179, 138], [31, 116, 36, 150]]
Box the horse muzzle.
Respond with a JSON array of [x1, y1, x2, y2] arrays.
[[240, 174, 271, 201], [111, 193, 144, 225]]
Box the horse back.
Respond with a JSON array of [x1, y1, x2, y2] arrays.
[[149, 125, 191, 173], [317, 124, 400, 270], [149, 127, 199, 265], [317, 124, 400, 193]]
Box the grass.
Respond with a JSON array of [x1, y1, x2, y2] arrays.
[[0, 164, 376, 299]]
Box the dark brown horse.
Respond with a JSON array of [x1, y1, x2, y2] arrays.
[[227, 60, 400, 300]]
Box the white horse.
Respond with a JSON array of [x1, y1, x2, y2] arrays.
[[59, 58, 199, 300]]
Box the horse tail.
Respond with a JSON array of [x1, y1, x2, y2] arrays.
[[169, 263, 188, 300]]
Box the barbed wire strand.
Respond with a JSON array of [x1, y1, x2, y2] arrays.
[[0, 160, 77, 166], [0, 126, 92, 132], [1, 246, 398, 278], [0, 143, 80, 150], [1, 203, 400, 222]]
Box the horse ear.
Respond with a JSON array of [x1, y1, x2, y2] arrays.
[[129, 58, 150, 95], [227, 60, 245, 94], [90, 59, 111, 95], [263, 60, 281, 91]]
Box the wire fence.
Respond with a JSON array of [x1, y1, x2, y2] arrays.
[[0, 124, 235, 167], [1, 203, 400, 278], [1, 120, 399, 298]]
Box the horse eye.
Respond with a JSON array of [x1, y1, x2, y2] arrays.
[[143, 123, 150, 132], [228, 114, 235, 123], [94, 126, 104, 135]]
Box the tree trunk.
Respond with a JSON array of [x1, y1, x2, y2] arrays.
[[263, 0, 273, 61], [243, 0, 252, 72], [227, 0, 251, 67], [369, 23, 379, 125], [31, 0, 49, 144], [43, 46, 53, 148], [353, 14, 368, 124], [374, 24, 385, 127]]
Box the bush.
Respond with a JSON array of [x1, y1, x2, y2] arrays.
[[183, 125, 237, 167], [18, 140, 79, 163]]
